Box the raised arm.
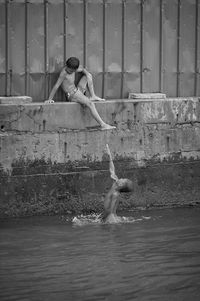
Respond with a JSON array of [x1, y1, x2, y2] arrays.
[[106, 144, 118, 182]]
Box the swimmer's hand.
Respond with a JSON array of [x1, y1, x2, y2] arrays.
[[106, 144, 112, 157], [44, 99, 54, 104]]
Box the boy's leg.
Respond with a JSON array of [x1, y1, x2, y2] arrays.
[[71, 89, 115, 130], [76, 74, 87, 95], [77, 74, 105, 101]]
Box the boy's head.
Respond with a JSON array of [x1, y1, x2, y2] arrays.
[[65, 57, 80, 74], [116, 178, 133, 193]]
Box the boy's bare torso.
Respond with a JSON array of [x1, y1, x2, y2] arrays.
[[60, 69, 76, 95]]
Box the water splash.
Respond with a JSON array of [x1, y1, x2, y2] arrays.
[[71, 213, 151, 226], [72, 213, 102, 226]]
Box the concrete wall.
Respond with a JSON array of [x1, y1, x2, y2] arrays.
[[0, 98, 200, 217]]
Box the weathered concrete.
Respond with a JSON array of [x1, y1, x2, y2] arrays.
[[0, 96, 32, 105], [0, 97, 199, 133], [0, 98, 200, 217]]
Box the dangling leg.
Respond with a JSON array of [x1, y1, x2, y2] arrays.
[[71, 89, 116, 130]]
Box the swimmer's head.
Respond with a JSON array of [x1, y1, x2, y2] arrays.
[[116, 178, 133, 193]]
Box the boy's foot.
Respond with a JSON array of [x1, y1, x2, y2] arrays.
[[101, 124, 116, 130], [90, 96, 105, 102]]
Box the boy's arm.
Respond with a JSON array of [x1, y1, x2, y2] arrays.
[[45, 70, 65, 104], [79, 66, 105, 101], [78, 66, 91, 79], [106, 144, 118, 181]]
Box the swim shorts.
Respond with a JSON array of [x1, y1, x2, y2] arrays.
[[67, 86, 86, 101], [67, 86, 79, 101], [66, 72, 86, 101]]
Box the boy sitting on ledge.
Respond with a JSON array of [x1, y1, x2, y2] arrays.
[[45, 57, 115, 130]]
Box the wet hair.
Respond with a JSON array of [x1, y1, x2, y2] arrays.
[[117, 179, 133, 193], [65, 57, 80, 70]]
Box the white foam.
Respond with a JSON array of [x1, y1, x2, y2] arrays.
[[71, 214, 151, 226]]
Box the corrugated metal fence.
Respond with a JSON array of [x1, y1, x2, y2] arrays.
[[0, 0, 199, 101]]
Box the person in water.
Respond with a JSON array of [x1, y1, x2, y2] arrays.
[[101, 144, 133, 223], [45, 57, 116, 130]]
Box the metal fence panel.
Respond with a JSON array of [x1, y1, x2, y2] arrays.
[[0, 0, 199, 100], [48, 0, 64, 101], [105, 0, 122, 98], [179, 0, 196, 96], [123, 0, 141, 97], [87, 0, 103, 72], [87, 0, 104, 97], [0, 1, 6, 95], [162, 0, 178, 97], [66, 0, 84, 64], [142, 0, 160, 93], [10, 0, 25, 96], [29, 0, 45, 101], [196, 0, 200, 95]]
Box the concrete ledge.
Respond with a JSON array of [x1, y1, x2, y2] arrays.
[[0, 97, 199, 132], [0, 96, 32, 104], [128, 92, 166, 99]]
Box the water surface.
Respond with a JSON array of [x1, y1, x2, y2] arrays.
[[0, 207, 200, 301]]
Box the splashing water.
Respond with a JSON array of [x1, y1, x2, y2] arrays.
[[71, 213, 151, 226], [72, 213, 102, 226]]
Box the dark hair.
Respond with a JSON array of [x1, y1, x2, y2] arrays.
[[117, 179, 133, 193], [66, 57, 80, 70]]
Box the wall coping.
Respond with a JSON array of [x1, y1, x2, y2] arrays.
[[0, 96, 199, 106], [0, 97, 200, 133]]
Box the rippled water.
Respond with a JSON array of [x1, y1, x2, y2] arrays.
[[0, 207, 200, 301]]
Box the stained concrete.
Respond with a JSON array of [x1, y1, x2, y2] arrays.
[[0, 96, 32, 104], [0, 98, 200, 217]]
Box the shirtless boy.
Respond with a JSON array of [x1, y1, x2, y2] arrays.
[[101, 144, 133, 223], [45, 57, 115, 130]]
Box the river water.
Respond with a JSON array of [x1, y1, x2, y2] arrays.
[[0, 207, 200, 301]]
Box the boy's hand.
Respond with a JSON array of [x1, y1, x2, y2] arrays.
[[44, 99, 54, 104]]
